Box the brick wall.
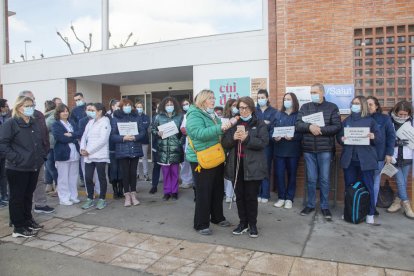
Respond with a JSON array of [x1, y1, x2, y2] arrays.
[[102, 84, 121, 110], [67, 79, 77, 108], [268, 0, 414, 202], [0, 84, 3, 98]]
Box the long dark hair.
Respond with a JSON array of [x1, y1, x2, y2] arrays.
[[54, 104, 69, 120], [366, 96, 382, 113], [223, 99, 237, 118], [93, 102, 108, 118], [281, 92, 299, 113], [392, 100, 412, 117], [158, 96, 181, 114]]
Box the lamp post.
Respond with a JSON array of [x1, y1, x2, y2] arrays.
[[24, 40, 31, 61]]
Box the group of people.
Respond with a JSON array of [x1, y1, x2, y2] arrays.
[[0, 83, 412, 239]]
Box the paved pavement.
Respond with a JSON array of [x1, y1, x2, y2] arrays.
[[0, 179, 413, 275]]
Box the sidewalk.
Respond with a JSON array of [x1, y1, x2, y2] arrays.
[[0, 179, 413, 275]]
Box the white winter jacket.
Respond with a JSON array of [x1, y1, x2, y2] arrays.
[[80, 116, 111, 163]]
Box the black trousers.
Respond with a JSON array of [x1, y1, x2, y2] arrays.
[[235, 160, 260, 227], [7, 169, 40, 228], [119, 158, 139, 193], [190, 162, 225, 230], [85, 162, 108, 200], [0, 158, 8, 199]]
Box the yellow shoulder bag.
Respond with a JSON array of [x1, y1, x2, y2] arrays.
[[188, 137, 225, 171]]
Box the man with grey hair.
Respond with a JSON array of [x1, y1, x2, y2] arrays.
[[19, 90, 55, 214], [295, 83, 341, 220]]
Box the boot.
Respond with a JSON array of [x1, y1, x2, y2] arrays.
[[112, 182, 119, 199], [402, 200, 414, 219], [130, 192, 140, 206], [387, 197, 401, 213], [118, 181, 124, 198], [124, 192, 131, 207]]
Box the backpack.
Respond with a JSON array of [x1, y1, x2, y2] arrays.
[[376, 179, 394, 208], [344, 181, 370, 224]]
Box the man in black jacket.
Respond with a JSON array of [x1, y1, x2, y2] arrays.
[[295, 83, 341, 220]]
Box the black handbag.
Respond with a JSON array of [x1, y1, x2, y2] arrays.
[[376, 179, 395, 208]]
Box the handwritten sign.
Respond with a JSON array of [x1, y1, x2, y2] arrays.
[[302, 112, 325, 127], [273, 126, 295, 138], [117, 122, 138, 136], [381, 163, 398, 177], [396, 122, 414, 150], [344, 127, 370, 145], [158, 121, 179, 139]]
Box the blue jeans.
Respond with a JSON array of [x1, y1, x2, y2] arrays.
[[394, 164, 411, 201], [303, 151, 332, 209], [274, 156, 299, 201], [373, 160, 384, 205], [343, 161, 375, 216], [44, 149, 58, 185], [258, 144, 273, 199]]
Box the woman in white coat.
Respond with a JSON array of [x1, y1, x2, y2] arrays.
[[80, 103, 111, 210]]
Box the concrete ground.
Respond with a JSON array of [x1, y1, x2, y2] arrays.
[[0, 178, 413, 275]]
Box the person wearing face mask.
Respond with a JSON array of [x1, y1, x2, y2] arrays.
[[0, 99, 11, 207], [0, 96, 47, 238], [179, 99, 194, 190], [255, 89, 278, 204], [80, 103, 111, 210], [111, 99, 146, 207], [222, 97, 269, 238], [135, 101, 151, 181], [151, 97, 184, 201], [271, 93, 302, 209], [366, 96, 396, 216], [337, 96, 381, 224], [296, 83, 341, 220], [387, 101, 414, 219]]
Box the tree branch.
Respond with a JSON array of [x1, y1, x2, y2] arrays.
[[56, 31, 74, 54]]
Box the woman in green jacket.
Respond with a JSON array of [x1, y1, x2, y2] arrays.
[[186, 89, 233, 235], [152, 97, 184, 201]]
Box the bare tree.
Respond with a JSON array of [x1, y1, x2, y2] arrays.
[[56, 31, 74, 54], [70, 24, 92, 52]]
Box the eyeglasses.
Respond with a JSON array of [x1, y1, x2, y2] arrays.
[[239, 106, 249, 111]]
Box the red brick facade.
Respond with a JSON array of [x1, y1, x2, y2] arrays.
[[66, 79, 77, 108], [102, 84, 121, 110], [268, 0, 414, 201]]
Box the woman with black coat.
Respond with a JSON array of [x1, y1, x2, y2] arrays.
[[0, 96, 46, 238], [222, 97, 269, 238]]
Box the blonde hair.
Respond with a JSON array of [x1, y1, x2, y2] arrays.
[[12, 96, 33, 118], [195, 89, 214, 109]]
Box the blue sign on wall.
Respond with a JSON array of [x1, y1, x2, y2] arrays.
[[324, 84, 355, 114], [210, 77, 250, 107]]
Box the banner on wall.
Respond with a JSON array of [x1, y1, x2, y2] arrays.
[[210, 77, 250, 107], [324, 84, 355, 114], [286, 86, 311, 108], [250, 78, 267, 101]]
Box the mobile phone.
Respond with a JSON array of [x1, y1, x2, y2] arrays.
[[237, 125, 245, 133]]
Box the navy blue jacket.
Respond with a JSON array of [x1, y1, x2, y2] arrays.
[[76, 116, 91, 138], [337, 113, 382, 171], [110, 109, 145, 159], [256, 104, 278, 131], [270, 111, 302, 157], [52, 120, 80, 161], [69, 105, 87, 126], [371, 112, 395, 161], [137, 112, 150, 145]]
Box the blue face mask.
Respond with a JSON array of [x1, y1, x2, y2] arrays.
[[240, 114, 252, 121], [258, 99, 267, 107], [351, 104, 361, 113], [311, 94, 320, 103], [23, 107, 34, 117], [206, 107, 214, 114], [165, 106, 174, 113], [182, 104, 189, 111], [284, 100, 292, 109], [86, 111, 96, 119], [123, 106, 132, 114], [231, 107, 239, 115], [75, 100, 84, 107], [136, 107, 143, 114]]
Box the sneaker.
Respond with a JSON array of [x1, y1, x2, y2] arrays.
[[249, 225, 258, 238], [34, 205, 55, 214], [321, 209, 332, 220], [257, 197, 262, 203], [162, 194, 171, 201], [149, 187, 157, 194], [366, 215, 374, 224], [261, 198, 269, 203], [1, 195, 9, 203], [144, 175, 151, 181], [0, 201, 7, 208], [198, 228, 212, 235], [45, 184, 53, 193], [232, 224, 249, 235], [225, 197, 232, 203], [179, 183, 192, 189], [12, 227, 37, 238], [28, 219, 44, 231], [171, 193, 178, 201], [70, 198, 80, 204], [96, 199, 107, 210], [284, 200, 293, 209], [273, 199, 285, 208], [81, 198, 95, 209], [300, 207, 315, 216], [217, 220, 231, 227], [60, 200, 73, 206]]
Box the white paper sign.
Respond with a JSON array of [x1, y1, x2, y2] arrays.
[[117, 122, 138, 136], [380, 163, 399, 177], [302, 112, 325, 127], [220, 118, 230, 124], [158, 121, 179, 139], [396, 122, 414, 150], [273, 126, 295, 138], [344, 127, 370, 145]]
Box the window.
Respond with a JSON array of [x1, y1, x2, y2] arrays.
[[354, 24, 414, 108]]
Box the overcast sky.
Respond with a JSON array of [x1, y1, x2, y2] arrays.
[[8, 0, 263, 62]]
